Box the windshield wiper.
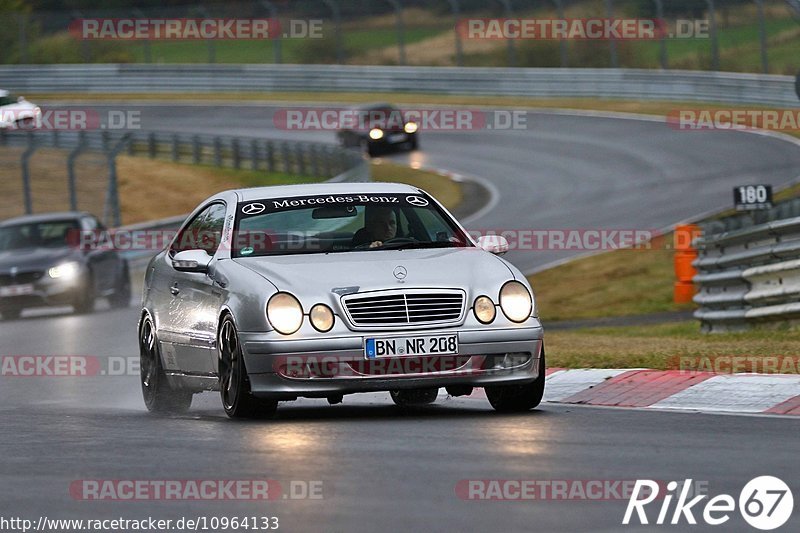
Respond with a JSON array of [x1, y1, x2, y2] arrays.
[[379, 240, 464, 250]]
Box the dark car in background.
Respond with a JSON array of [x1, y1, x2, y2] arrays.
[[0, 212, 130, 320], [336, 103, 419, 157]]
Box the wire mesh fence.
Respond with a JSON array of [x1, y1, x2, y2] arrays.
[[0, 130, 368, 227]]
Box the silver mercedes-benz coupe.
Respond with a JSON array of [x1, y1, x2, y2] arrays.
[[139, 182, 545, 418]]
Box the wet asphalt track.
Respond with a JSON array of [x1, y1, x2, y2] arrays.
[[2, 103, 800, 532]]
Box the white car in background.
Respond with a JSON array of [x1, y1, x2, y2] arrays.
[[0, 90, 42, 129]]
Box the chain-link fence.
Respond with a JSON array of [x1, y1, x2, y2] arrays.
[[3, 0, 798, 73], [0, 130, 368, 227]]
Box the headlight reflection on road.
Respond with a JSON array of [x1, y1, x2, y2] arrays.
[[256, 427, 321, 455]]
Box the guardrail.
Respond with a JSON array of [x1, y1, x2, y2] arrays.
[[0, 128, 370, 226], [1, 65, 798, 107], [693, 200, 800, 332]]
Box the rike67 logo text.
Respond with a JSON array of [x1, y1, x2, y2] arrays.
[[624, 477, 793, 530]]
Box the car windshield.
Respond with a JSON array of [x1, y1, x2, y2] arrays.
[[0, 95, 18, 106], [233, 192, 471, 257], [0, 219, 80, 251]]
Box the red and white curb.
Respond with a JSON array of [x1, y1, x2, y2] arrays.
[[468, 369, 800, 416]]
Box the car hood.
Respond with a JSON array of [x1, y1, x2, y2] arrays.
[[233, 248, 517, 303], [0, 247, 78, 273]]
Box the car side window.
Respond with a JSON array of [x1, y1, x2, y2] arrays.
[[171, 203, 226, 256]]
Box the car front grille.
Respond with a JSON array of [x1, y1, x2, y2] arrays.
[[342, 289, 465, 328], [0, 271, 44, 286]]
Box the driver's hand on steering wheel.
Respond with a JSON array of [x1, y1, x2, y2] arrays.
[[369, 241, 383, 248]]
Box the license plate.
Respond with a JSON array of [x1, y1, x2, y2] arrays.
[[387, 133, 407, 143], [365, 334, 458, 359], [0, 284, 34, 297]]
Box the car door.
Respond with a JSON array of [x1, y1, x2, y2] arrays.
[[155, 205, 216, 373], [167, 203, 227, 375]]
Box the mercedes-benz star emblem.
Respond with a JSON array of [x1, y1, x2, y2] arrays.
[[405, 195, 429, 207], [241, 202, 265, 215], [393, 266, 407, 280]]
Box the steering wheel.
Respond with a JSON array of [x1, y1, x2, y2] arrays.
[[353, 236, 417, 250]]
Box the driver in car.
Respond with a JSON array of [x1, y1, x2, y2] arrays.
[[352, 206, 398, 248]]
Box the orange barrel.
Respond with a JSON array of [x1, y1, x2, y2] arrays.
[[673, 281, 696, 304], [673, 224, 701, 303], [674, 250, 698, 282], [674, 224, 701, 251]]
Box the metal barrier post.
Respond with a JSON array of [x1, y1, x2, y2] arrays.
[[322, 0, 344, 64], [21, 132, 37, 214], [653, 0, 667, 69], [67, 131, 88, 211], [250, 139, 259, 171], [605, 0, 618, 68], [105, 134, 131, 227], [553, 0, 568, 67], [387, 0, 406, 66], [447, 0, 464, 67], [706, 0, 720, 70], [261, 1, 282, 63]]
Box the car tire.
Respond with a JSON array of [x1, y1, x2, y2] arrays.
[[109, 264, 131, 309], [72, 274, 95, 314], [390, 388, 439, 407], [1, 307, 22, 321], [409, 137, 419, 151], [218, 315, 278, 419], [366, 141, 381, 158], [139, 316, 193, 414], [485, 349, 546, 413]]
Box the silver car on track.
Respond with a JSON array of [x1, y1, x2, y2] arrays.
[[139, 183, 544, 418]]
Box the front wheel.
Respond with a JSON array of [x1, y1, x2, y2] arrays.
[[72, 274, 95, 314], [219, 315, 278, 419], [390, 388, 439, 407], [485, 350, 546, 412], [140, 316, 193, 413]]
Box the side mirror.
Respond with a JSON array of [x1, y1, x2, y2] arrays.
[[476, 235, 509, 255], [172, 249, 211, 273], [17, 96, 25, 103]]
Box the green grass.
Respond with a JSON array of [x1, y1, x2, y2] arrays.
[[122, 26, 444, 64], [546, 320, 800, 371], [530, 233, 692, 322], [371, 160, 462, 211]]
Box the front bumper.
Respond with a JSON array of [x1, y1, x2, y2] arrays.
[[0, 277, 83, 310], [240, 320, 543, 400]]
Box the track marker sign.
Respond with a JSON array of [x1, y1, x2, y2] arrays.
[[734, 185, 772, 211]]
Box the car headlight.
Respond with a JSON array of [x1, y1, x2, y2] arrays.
[[473, 295, 496, 324], [267, 292, 303, 335], [48, 261, 80, 280], [499, 281, 533, 323], [369, 128, 384, 140], [404, 122, 418, 134], [309, 304, 334, 332]]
